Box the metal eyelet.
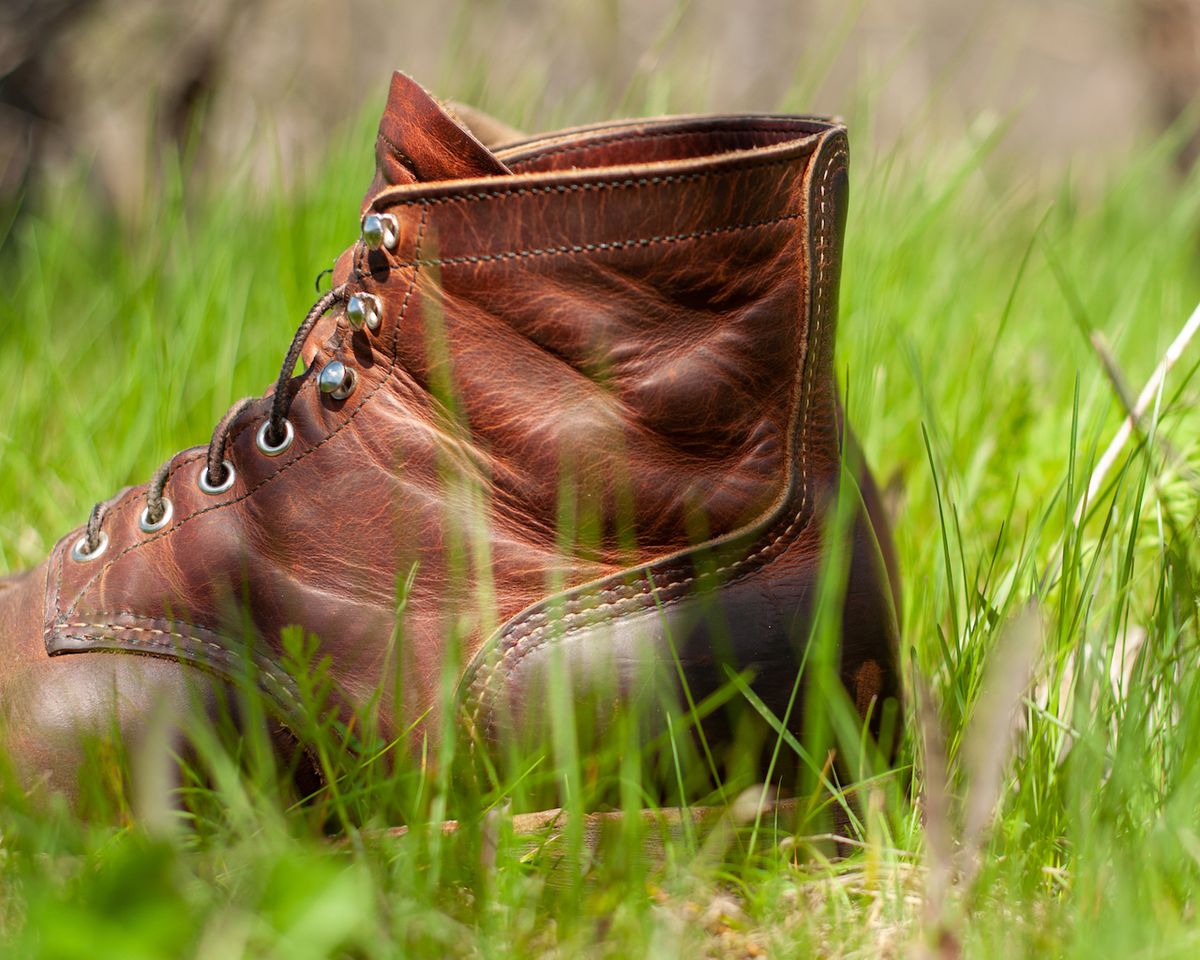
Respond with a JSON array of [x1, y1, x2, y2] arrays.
[[198, 460, 237, 495], [139, 498, 174, 533], [346, 293, 382, 332], [361, 212, 399, 250], [318, 360, 356, 400], [70, 532, 109, 562], [256, 419, 294, 457]]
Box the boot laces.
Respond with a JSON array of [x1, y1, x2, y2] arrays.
[[76, 285, 348, 559]]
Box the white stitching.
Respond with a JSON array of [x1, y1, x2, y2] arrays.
[[369, 149, 815, 211], [505, 123, 822, 167], [56, 618, 307, 716], [385, 212, 803, 270], [464, 139, 847, 738]]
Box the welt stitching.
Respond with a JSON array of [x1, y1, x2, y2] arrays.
[[466, 142, 846, 732], [506, 124, 819, 167], [390, 212, 803, 270], [53, 638, 302, 720], [57, 617, 305, 716], [371, 150, 810, 211], [60, 204, 431, 626]]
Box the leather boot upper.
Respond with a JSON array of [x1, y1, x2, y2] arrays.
[[8, 73, 895, 757]]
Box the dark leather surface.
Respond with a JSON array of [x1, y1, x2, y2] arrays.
[[0, 72, 899, 786], [463, 461, 899, 742]]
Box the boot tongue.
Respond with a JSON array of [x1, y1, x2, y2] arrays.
[[315, 74, 512, 363], [362, 71, 512, 208]]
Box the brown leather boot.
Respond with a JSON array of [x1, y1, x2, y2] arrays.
[[0, 73, 899, 802]]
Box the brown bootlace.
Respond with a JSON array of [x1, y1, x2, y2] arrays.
[[80, 286, 347, 554]]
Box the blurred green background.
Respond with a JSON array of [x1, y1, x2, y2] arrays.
[[3, 0, 1198, 213]]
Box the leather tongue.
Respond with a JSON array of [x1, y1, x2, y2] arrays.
[[362, 71, 512, 210], [312, 74, 512, 364]]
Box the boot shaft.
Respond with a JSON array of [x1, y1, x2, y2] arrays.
[[337, 80, 849, 558]]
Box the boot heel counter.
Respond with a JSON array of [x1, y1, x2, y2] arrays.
[[463, 466, 900, 775]]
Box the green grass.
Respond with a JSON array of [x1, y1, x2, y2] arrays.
[[3, 74, 1200, 958]]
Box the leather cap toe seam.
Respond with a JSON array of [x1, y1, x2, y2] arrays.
[[51, 616, 305, 719]]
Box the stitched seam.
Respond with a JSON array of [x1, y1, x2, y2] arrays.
[[465, 142, 846, 734], [383, 212, 802, 271], [53, 529, 63, 620], [370, 149, 813, 211], [59, 205, 431, 628], [506, 124, 820, 167], [63, 619, 227, 654], [55, 618, 305, 717], [377, 130, 419, 180], [51, 423, 298, 621], [45, 546, 57, 625]]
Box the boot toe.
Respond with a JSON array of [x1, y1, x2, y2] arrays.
[[0, 560, 230, 803], [0, 566, 41, 658]]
